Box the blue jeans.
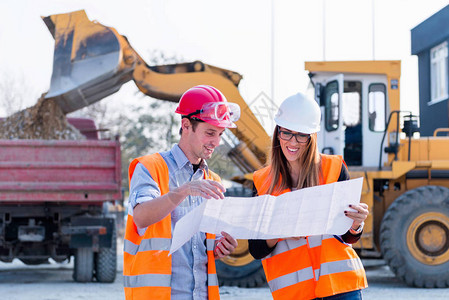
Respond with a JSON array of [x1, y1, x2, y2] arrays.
[[314, 289, 363, 300]]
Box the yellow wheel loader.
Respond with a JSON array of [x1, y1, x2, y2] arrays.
[[306, 60, 449, 288]]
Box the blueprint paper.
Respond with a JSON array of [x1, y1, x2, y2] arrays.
[[169, 177, 363, 255], [169, 200, 206, 256]]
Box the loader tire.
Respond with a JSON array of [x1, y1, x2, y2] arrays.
[[380, 185, 449, 288], [216, 259, 266, 288], [215, 239, 266, 287], [73, 247, 94, 282], [95, 223, 117, 283], [20, 258, 49, 265]]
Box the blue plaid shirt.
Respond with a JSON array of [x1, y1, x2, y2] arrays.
[[128, 144, 212, 300]]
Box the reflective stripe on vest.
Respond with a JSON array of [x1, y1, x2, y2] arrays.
[[316, 257, 364, 281], [307, 234, 333, 248], [124, 274, 171, 288], [206, 234, 219, 289], [124, 153, 220, 300], [124, 238, 171, 255], [208, 274, 219, 287], [253, 154, 367, 299], [268, 235, 334, 258], [269, 267, 314, 292]]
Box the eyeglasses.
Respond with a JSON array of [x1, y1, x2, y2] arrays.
[[278, 128, 310, 143], [185, 102, 241, 122]]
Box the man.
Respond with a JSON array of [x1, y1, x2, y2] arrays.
[[124, 85, 239, 300]]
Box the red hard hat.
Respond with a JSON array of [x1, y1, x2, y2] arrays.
[[175, 85, 240, 128]]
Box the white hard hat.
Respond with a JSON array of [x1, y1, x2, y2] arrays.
[[274, 93, 321, 134]]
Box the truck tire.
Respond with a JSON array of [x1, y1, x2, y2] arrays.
[[95, 223, 117, 283], [380, 185, 449, 288], [216, 239, 266, 287], [73, 247, 94, 282]]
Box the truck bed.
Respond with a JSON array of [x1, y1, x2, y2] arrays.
[[0, 139, 121, 203]]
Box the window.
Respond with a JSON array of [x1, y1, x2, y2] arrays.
[[430, 41, 448, 104], [325, 81, 339, 131], [342, 92, 360, 127], [342, 81, 362, 127], [368, 84, 386, 132]]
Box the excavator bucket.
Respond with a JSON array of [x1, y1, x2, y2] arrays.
[[43, 10, 134, 113]]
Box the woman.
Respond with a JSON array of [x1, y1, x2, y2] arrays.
[[248, 93, 369, 300]]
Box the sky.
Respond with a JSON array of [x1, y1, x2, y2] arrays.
[[0, 0, 448, 132]]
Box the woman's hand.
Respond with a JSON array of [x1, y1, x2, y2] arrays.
[[345, 203, 369, 229]]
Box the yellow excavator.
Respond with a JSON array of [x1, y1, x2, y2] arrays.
[[43, 10, 269, 287]]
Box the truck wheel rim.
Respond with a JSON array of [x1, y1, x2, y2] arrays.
[[407, 212, 449, 265], [220, 239, 254, 267]]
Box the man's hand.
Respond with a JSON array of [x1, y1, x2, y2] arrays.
[[177, 180, 226, 200], [133, 180, 225, 228], [214, 231, 238, 259]]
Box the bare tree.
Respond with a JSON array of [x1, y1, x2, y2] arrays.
[[0, 70, 36, 117]]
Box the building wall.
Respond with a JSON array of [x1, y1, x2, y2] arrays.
[[411, 6, 449, 55], [417, 51, 449, 136], [411, 5, 449, 136]]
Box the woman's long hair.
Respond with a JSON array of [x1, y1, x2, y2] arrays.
[[267, 125, 321, 194]]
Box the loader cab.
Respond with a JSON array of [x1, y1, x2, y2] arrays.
[[308, 70, 389, 167]]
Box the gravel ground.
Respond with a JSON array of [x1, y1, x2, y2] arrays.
[[1, 240, 448, 300]]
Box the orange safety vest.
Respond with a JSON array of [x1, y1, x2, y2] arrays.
[[123, 153, 220, 300], [253, 154, 367, 300]]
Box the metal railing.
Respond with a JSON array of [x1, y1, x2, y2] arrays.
[[378, 111, 415, 170]]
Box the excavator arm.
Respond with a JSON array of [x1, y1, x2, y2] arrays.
[[43, 10, 269, 172]]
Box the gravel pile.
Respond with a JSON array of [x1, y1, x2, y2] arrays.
[[0, 94, 85, 140]]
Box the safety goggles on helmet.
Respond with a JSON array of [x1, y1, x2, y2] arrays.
[[185, 102, 241, 123]]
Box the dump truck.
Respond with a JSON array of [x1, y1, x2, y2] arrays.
[[305, 60, 449, 288], [0, 118, 122, 283]]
